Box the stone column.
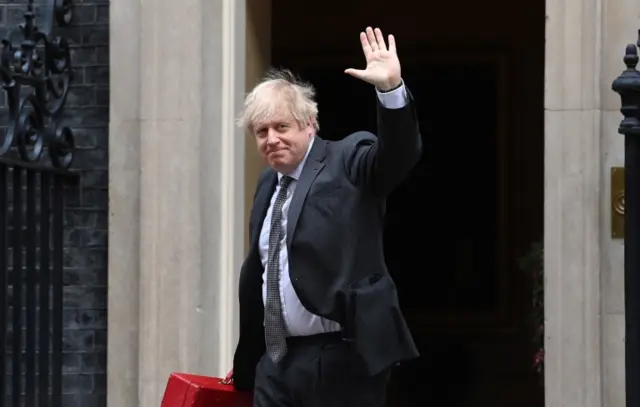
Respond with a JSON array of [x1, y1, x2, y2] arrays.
[[108, 1, 246, 407], [544, 0, 604, 405], [545, 0, 638, 404]]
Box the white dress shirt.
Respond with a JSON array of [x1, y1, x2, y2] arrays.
[[259, 84, 409, 337]]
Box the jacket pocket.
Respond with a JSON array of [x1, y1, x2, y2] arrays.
[[343, 274, 392, 340], [342, 273, 415, 376]]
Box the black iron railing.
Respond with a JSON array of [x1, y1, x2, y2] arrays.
[[612, 30, 640, 407], [0, 1, 77, 407], [1, 163, 77, 407]]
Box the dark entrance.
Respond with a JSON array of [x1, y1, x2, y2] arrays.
[[271, 0, 545, 405]]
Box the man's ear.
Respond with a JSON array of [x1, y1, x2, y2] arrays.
[[306, 117, 314, 135]]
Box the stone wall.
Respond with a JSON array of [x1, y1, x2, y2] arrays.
[[0, 1, 109, 406], [108, 1, 247, 406]]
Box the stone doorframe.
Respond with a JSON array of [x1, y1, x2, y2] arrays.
[[107, 0, 631, 406], [544, 0, 630, 404]]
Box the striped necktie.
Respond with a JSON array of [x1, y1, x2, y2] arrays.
[[264, 175, 293, 363]]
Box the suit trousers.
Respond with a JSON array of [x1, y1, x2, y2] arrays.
[[253, 332, 389, 407]]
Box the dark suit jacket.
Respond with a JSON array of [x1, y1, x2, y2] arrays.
[[233, 90, 423, 390]]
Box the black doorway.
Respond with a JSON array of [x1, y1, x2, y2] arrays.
[[270, 1, 545, 405], [272, 52, 513, 406]]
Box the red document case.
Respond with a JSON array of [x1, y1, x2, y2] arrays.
[[161, 372, 253, 407]]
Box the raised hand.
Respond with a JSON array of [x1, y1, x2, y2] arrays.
[[344, 27, 402, 92]]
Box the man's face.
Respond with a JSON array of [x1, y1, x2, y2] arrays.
[[253, 115, 313, 174]]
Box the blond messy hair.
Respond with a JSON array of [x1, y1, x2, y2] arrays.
[[237, 68, 319, 136]]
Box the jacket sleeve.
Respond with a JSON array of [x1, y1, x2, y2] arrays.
[[343, 88, 422, 197]]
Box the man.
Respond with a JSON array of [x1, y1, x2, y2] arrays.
[[232, 27, 421, 406]]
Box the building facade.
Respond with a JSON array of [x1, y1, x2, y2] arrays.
[[35, 0, 635, 405]]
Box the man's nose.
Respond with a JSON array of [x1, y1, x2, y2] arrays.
[[266, 129, 278, 145]]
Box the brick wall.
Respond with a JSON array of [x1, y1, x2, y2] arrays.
[[1, 1, 109, 406]]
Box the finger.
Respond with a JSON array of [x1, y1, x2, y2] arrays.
[[344, 68, 367, 81], [366, 27, 378, 52], [388, 34, 397, 54], [374, 28, 387, 51], [359, 32, 372, 57]]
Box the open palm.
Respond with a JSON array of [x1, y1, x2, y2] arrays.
[[345, 27, 402, 91]]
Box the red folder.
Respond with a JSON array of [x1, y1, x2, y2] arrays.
[[161, 371, 253, 407]]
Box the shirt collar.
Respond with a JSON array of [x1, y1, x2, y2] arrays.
[[277, 137, 315, 182]]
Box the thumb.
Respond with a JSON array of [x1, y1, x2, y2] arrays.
[[344, 68, 367, 80]]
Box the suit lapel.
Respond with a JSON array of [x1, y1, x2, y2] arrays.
[[287, 137, 327, 249], [249, 170, 277, 253]]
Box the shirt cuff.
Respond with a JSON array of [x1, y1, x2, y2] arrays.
[[376, 81, 408, 109]]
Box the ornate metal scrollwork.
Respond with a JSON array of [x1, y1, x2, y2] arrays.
[[0, 0, 75, 169]]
